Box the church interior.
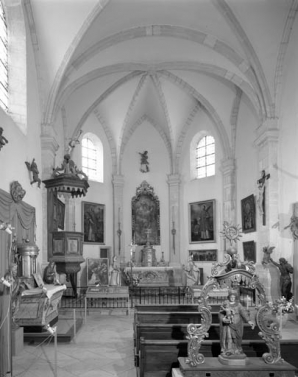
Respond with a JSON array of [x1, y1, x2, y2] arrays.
[[1, 0, 298, 376]]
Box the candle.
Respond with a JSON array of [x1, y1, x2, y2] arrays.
[[246, 295, 249, 310], [118, 207, 120, 223], [172, 206, 175, 222]]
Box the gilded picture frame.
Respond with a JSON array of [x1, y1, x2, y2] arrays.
[[82, 201, 105, 244], [86, 258, 109, 286], [241, 194, 256, 233], [190, 249, 217, 262], [189, 199, 216, 243]]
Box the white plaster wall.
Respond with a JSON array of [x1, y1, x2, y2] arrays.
[[122, 119, 171, 264], [71, 112, 113, 287], [180, 109, 224, 283], [235, 96, 259, 261], [0, 16, 43, 268]]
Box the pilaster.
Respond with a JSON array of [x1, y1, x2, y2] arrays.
[[254, 119, 279, 249], [41, 123, 59, 260], [112, 174, 125, 262], [253, 119, 280, 303], [220, 157, 237, 226], [167, 174, 181, 265]]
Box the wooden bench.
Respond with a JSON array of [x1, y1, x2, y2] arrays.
[[135, 322, 260, 365]]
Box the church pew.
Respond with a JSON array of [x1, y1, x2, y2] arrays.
[[138, 338, 298, 377], [134, 322, 260, 365]]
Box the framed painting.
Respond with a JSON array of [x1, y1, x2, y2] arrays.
[[86, 258, 109, 286], [241, 194, 256, 233], [243, 241, 256, 263], [189, 199, 216, 243], [82, 202, 105, 244], [190, 249, 217, 262]]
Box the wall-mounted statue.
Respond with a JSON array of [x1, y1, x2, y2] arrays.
[[138, 151, 149, 173], [25, 158, 41, 188], [0, 127, 8, 151]]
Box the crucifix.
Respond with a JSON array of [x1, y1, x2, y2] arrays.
[[257, 169, 270, 225]]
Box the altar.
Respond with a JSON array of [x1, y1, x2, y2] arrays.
[[125, 266, 174, 286]]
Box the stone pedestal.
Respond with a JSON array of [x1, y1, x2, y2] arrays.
[[175, 357, 296, 377], [255, 262, 280, 302], [12, 327, 23, 356]]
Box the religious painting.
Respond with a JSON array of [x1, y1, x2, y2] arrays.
[[86, 258, 109, 286], [132, 181, 160, 245], [190, 249, 217, 262], [243, 241, 256, 263], [82, 202, 105, 244], [241, 194, 256, 233], [189, 200, 215, 243]]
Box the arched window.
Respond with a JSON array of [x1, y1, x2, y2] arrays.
[[196, 135, 215, 178], [0, 0, 8, 111], [81, 133, 103, 182]]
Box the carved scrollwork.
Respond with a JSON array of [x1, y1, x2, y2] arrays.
[[256, 303, 284, 364], [185, 304, 212, 366]]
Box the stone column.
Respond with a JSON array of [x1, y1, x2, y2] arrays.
[[220, 157, 237, 228], [254, 119, 279, 302], [167, 174, 181, 265], [41, 124, 59, 261], [112, 174, 125, 263]]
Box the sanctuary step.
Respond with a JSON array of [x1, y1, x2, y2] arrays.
[[23, 317, 83, 344]]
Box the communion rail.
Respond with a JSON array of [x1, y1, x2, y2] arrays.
[[60, 286, 257, 309]]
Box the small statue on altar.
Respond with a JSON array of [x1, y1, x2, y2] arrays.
[[43, 261, 60, 285], [218, 288, 254, 362], [109, 256, 121, 286], [184, 254, 201, 286]]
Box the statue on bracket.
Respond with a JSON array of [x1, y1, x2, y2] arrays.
[[0, 126, 8, 151], [25, 158, 41, 188], [138, 151, 149, 173]]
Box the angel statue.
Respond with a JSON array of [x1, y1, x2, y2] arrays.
[[138, 151, 149, 173], [25, 158, 41, 188]]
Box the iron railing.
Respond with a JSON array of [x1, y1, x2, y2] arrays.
[[60, 285, 257, 310]]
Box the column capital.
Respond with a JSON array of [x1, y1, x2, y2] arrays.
[[41, 123, 59, 153], [255, 118, 279, 148], [220, 157, 236, 174], [167, 173, 181, 186]]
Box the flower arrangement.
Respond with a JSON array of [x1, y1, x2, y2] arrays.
[[269, 297, 294, 314]]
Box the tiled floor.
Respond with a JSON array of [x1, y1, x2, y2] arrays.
[[12, 310, 298, 377], [13, 311, 136, 377]]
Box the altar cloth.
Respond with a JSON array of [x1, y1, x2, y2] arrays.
[[125, 266, 174, 286]]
